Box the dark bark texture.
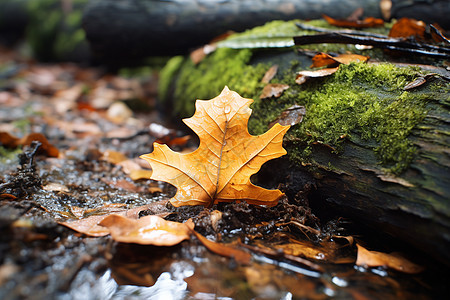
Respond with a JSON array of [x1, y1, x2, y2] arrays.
[[82, 0, 382, 62]]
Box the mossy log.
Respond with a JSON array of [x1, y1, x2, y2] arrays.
[[159, 20, 450, 264]]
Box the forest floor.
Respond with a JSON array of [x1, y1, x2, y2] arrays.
[[0, 46, 449, 299]]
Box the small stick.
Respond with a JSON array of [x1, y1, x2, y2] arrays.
[[294, 32, 450, 59]]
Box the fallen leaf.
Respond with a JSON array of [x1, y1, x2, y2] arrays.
[[356, 244, 424, 274], [430, 24, 450, 44], [101, 150, 128, 164], [323, 14, 384, 28], [310, 52, 338, 68], [190, 31, 233, 64], [295, 67, 339, 85], [0, 193, 17, 200], [210, 210, 223, 231], [403, 74, 436, 91], [259, 83, 290, 99], [389, 18, 426, 40], [0, 132, 59, 157], [261, 65, 279, 83], [101, 178, 144, 192], [141, 86, 290, 207], [192, 230, 251, 265], [42, 183, 69, 193], [61, 214, 112, 236], [52, 83, 84, 114], [129, 169, 153, 181], [269, 105, 306, 127], [107, 101, 133, 123], [190, 44, 218, 64], [311, 52, 369, 68], [99, 214, 194, 246], [0, 263, 19, 286], [59, 200, 170, 236], [118, 159, 142, 174], [148, 123, 174, 139], [0, 132, 18, 147]]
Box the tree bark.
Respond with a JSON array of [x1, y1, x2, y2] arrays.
[[82, 0, 382, 62], [160, 45, 450, 265]]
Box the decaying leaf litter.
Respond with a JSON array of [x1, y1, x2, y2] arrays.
[[1, 16, 450, 300]]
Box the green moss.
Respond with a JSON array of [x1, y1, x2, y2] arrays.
[[160, 18, 441, 173], [171, 48, 267, 117], [158, 56, 185, 103], [249, 62, 427, 173], [217, 19, 391, 59], [26, 0, 88, 61], [0, 146, 21, 164]]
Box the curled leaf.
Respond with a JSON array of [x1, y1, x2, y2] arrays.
[[311, 53, 369, 68], [295, 67, 339, 85], [59, 200, 170, 236], [356, 244, 424, 274], [261, 65, 279, 84], [269, 105, 306, 127], [192, 230, 251, 265]]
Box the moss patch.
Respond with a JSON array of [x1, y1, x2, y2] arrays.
[[168, 48, 268, 117], [159, 19, 445, 173], [26, 0, 88, 61], [249, 62, 431, 173]]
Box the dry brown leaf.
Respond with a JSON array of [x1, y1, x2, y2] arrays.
[[269, 105, 306, 128], [59, 200, 170, 236], [141, 87, 290, 207], [259, 83, 290, 99], [323, 14, 384, 28], [0, 132, 59, 157], [403, 74, 436, 91], [192, 230, 251, 265], [311, 52, 369, 68], [118, 159, 142, 174], [61, 214, 112, 237], [190, 44, 218, 64], [99, 214, 194, 246], [295, 67, 339, 85], [42, 183, 69, 193], [102, 150, 127, 164], [129, 169, 153, 181], [261, 65, 279, 84], [356, 244, 424, 274], [389, 18, 426, 40]]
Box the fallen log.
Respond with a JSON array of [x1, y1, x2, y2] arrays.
[[158, 20, 450, 265], [82, 0, 383, 62]]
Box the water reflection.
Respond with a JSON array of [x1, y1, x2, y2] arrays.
[[98, 269, 189, 300]]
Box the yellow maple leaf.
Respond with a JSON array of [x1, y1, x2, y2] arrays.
[[140, 87, 290, 207]]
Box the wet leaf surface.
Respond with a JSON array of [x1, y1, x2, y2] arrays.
[[100, 215, 194, 246], [269, 104, 306, 127], [356, 244, 424, 274]]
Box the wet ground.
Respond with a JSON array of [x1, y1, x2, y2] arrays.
[[1, 47, 449, 299]]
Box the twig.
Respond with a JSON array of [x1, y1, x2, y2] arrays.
[[430, 24, 450, 45], [294, 32, 450, 59], [296, 22, 388, 38]]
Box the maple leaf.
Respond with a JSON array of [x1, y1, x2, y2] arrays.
[[141, 87, 290, 207]]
